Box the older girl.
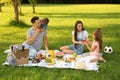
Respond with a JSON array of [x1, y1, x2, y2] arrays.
[[60, 20, 89, 55]]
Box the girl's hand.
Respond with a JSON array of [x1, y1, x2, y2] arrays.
[[82, 41, 87, 45], [78, 41, 87, 45]]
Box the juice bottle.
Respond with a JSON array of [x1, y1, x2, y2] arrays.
[[50, 50, 54, 58], [47, 50, 55, 63]]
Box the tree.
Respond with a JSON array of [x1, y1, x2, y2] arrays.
[[1, 0, 21, 21], [0, 5, 1, 12], [0, 0, 11, 12], [18, 0, 22, 15], [0, 6, 1, 12], [28, 0, 37, 13], [11, 0, 19, 21], [0, 0, 8, 12]]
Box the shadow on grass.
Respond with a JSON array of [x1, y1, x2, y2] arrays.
[[8, 20, 31, 28], [36, 12, 120, 19]]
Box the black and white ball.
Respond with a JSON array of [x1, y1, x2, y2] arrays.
[[104, 46, 113, 54]]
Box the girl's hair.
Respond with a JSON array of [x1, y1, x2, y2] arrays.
[[74, 20, 85, 48], [93, 28, 102, 50], [42, 17, 49, 24]]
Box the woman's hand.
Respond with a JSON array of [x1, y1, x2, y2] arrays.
[[78, 41, 83, 44]]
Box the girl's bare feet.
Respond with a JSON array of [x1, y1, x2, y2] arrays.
[[90, 59, 97, 63]]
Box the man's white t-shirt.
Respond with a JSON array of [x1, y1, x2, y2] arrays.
[[27, 27, 47, 51]]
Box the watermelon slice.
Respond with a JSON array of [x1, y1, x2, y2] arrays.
[[56, 52, 64, 58]]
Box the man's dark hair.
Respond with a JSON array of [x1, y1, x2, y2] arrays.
[[31, 16, 39, 24]]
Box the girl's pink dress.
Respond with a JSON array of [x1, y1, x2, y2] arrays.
[[90, 40, 100, 58]]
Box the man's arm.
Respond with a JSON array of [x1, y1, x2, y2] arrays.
[[27, 29, 40, 45], [39, 28, 45, 32], [43, 35, 48, 50]]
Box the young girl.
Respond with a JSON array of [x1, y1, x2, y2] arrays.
[[60, 20, 89, 55], [39, 17, 49, 32], [83, 28, 105, 62]]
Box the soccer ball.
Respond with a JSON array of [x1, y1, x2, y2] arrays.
[[104, 46, 113, 54]]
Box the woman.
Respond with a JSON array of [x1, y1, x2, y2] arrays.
[[60, 20, 89, 55]]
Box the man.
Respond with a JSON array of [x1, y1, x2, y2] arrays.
[[23, 16, 48, 58]]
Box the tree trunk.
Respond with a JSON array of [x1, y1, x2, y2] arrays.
[[32, 4, 35, 13], [19, 1, 22, 15], [60, 0, 63, 3], [50, 0, 52, 3], [12, 0, 19, 21], [0, 4, 2, 12], [19, 6, 22, 14]]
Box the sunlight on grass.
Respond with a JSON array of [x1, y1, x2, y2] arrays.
[[35, 4, 120, 13]]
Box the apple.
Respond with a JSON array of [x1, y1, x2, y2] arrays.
[[37, 53, 45, 59], [73, 53, 77, 58], [82, 40, 86, 42]]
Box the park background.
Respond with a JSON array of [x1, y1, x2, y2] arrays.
[[0, 0, 120, 80]]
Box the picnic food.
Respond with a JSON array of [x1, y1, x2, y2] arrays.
[[65, 57, 76, 62], [47, 50, 54, 58], [37, 53, 46, 60], [45, 58, 54, 66], [32, 58, 40, 63], [73, 53, 77, 58], [82, 40, 86, 42], [56, 52, 64, 58], [45, 58, 52, 63]]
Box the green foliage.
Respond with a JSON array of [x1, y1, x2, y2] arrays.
[[0, 0, 11, 6], [1, 0, 10, 3], [0, 4, 120, 80], [28, 0, 38, 13], [28, 0, 37, 5]]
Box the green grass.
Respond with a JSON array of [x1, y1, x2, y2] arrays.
[[0, 4, 120, 80]]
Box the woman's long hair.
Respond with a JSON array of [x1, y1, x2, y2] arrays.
[[93, 28, 102, 50], [74, 20, 85, 49]]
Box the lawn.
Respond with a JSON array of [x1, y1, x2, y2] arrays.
[[0, 4, 120, 80]]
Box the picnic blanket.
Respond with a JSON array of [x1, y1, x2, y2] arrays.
[[3, 50, 99, 71]]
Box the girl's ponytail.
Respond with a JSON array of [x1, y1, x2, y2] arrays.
[[94, 28, 102, 50]]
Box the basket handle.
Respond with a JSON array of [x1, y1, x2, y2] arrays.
[[22, 45, 25, 52], [11, 45, 16, 59]]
